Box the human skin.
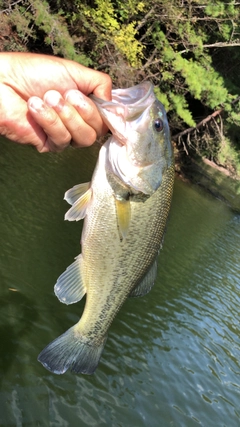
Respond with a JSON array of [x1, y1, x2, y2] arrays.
[[0, 52, 112, 152]]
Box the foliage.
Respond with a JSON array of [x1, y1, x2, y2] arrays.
[[217, 137, 240, 176], [0, 0, 240, 174], [78, 0, 144, 67], [0, 0, 92, 65]]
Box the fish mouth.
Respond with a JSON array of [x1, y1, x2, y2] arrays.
[[90, 82, 155, 122], [110, 81, 153, 108]]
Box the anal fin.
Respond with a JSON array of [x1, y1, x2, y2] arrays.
[[54, 255, 86, 305], [129, 259, 158, 297]]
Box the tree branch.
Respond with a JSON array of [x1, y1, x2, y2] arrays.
[[179, 41, 240, 54], [172, 95, 240, 141], [203, 41, 240, 48], [172, 109, 223, 141], [0, 0, 24, 14], [135, 7, 156, 32]]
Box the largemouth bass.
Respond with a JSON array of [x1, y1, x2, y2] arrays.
[[38, 82, 174, 375]]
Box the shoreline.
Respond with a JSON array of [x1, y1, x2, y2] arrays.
[[174, 152, 240, 213]]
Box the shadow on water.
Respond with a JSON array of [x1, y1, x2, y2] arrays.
[[0, 273, 38, 385]]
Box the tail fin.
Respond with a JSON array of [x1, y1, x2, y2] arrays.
[[38, 326, 107, 375]]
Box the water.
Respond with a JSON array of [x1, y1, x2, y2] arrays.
[[0, 136, 239, 426]]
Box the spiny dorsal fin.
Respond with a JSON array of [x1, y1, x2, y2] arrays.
[[64, 182, 91, 206], [65, 188, 92, 221], [54, 255, 86, 305], [129, 259, 158, 297], [115, 197, 131, 240]]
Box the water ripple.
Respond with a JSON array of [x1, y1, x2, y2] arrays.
[[0, 141, 239, 426]]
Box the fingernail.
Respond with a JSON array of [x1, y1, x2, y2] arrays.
[[28, 97, 45, 113], [44, 90, 64, 111], [65, 90, 87, 108]]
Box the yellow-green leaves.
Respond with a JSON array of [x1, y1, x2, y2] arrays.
[[81, 0, 144, 67], [113, 23, 143, 68], [154, 88, 170, 112]]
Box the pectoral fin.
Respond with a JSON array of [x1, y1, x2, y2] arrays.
[[65, 188, 92, 221], [54, 255, 86, 305], [115, 197, 131, 240], [129, 259, 158, 297], [64, 182, 91, 206]]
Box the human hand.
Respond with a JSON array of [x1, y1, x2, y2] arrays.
[[0, 52, 112, 152]]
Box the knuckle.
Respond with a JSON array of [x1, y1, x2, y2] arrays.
[[87, 128, 97, 145], [82, 102, 94, 121], [74, 126, 97, 147], [103, 73, 112, 87], [45, 135, 70, 152], [61, 133, 72, 145]]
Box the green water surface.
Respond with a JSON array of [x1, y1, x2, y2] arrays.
[[0, 137, 239, 426]]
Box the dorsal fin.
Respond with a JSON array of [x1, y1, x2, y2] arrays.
[[129, 259, 158, 297]]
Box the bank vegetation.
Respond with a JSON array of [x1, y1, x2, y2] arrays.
[[0, 0, 240, 176]]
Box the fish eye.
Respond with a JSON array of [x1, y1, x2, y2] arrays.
[[154, 118, 163, 132]]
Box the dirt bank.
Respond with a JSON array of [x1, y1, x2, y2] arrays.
[[175, 152, 240, 213]]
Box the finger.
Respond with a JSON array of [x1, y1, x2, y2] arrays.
[[65, 62, 112, 100], [0, 83, 47, 150], [44, 90, 98, 147], [92, 72, 112, 100], [28, 96, 72, 152], [64, 89, 109, 137]]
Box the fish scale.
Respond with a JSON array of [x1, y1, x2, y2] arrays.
[[38, 82, 174, 375]]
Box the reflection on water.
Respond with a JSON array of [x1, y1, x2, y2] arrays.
[[0, 137, 239, 426]]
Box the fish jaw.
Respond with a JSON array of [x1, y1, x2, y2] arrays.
[[90, 82, 156, 145], [91, 81, 155, 121], [91, 83, 173, 195]]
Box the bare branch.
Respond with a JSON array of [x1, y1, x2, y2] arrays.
[[142, 47, 159, 70], [179, 41, 240, 54], [135, 7, 156, 32], [172, 109, 223, 141], [203, 41, 240, 48], [0, 0, 24, 14], [172, 95, 240, 141]]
